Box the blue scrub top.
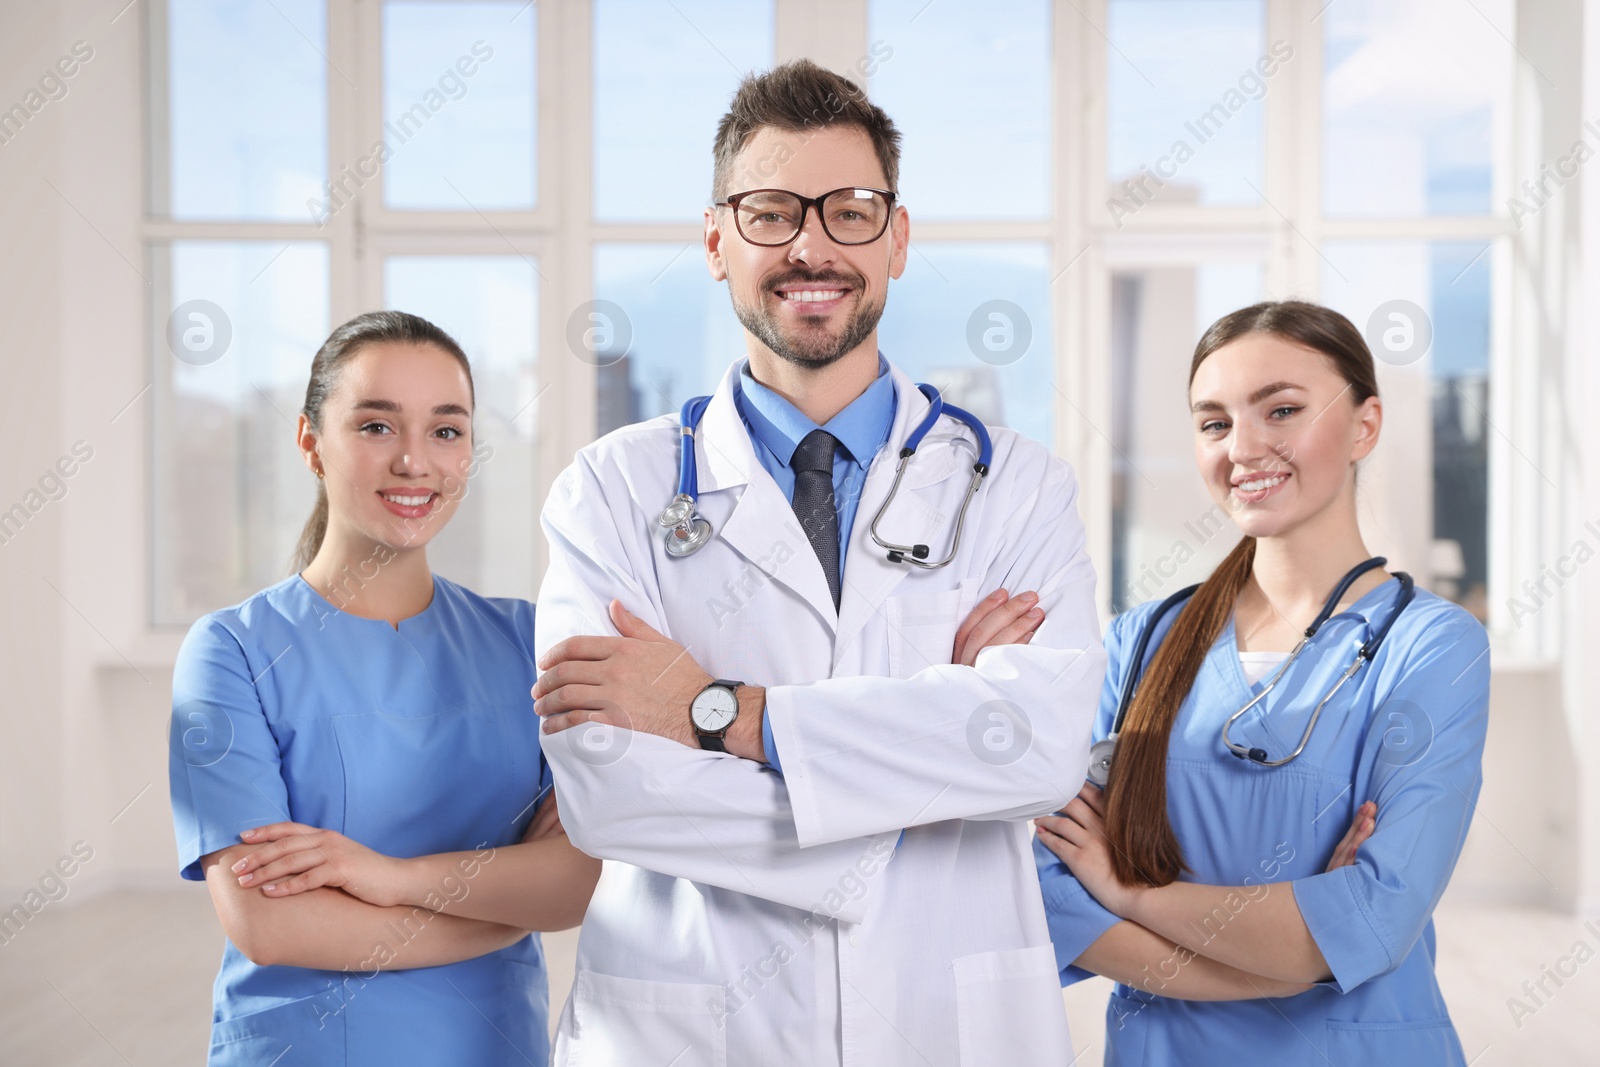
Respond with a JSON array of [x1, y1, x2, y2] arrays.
[[1037, 579, 1490, 1066], [169, 574, 553, 1067]]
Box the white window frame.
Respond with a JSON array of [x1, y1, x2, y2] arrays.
[[1064, 0, 1519, 638], [139, 0, 1537, 661]]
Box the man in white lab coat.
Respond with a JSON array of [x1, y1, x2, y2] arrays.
[[533, 59, 1106, 1066]]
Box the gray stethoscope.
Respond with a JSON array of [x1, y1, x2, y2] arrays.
[[659, 384, 994, 568], [1086, 556, 1417, 786]]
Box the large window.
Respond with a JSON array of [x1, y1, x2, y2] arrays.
[[1108, 256, 1266, 613], [1102, 0, 1511, 623], [147, 0, 1519, 630], [869, 0, 1057, 445], [147, 0, 542, 624], [150, 241, 328, 623]]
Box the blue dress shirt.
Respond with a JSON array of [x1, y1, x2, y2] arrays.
[[733, 356, 897, 773]]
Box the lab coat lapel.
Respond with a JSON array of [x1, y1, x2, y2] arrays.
[[835, 364, 962, 655], [697, 364, 840, 631]]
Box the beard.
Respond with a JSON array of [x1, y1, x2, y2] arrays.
[[731, 269, 886, 370]]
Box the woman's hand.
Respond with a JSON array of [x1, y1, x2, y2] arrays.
[[952, 588, 1044, 666], [1325, 800, 1376, 871], [231, 822, 413, 908], [1037, 787, 1373, 913], [1035, 784, 1144, 917], [522, 789, 565, 843]]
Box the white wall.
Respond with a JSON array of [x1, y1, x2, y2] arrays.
[[1575, 0, 1600, 917], [0, 0, 176, 906]]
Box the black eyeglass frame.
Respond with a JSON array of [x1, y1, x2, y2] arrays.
[[713, 186, 899, 247]]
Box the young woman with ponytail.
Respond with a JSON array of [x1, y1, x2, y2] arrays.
[[167, 311, 601, 1065], [1035, 301, 1490, 1064]]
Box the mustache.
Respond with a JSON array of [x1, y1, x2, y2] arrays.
[[763, 269, 861, 293]]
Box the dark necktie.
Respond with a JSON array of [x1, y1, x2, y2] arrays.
[[790, 428, 842, 611]]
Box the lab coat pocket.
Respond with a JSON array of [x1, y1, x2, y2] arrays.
[[568, 969, 726, 1067], [885, 579, 981, 679], [1324, 1017, 1461, 1065], [951, 944, 1071, 1066]]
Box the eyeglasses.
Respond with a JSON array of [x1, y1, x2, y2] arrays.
[[715, 187, 897, 247]]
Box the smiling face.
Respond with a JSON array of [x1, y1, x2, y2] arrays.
[[706, 124, 909, 370], [298, 341, 475, 555], [1189, 332, 1382, 540]]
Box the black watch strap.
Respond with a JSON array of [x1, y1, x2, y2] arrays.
[[693, 679, 743, 751]]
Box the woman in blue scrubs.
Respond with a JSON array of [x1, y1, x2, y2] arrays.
[[169, 310, 600, 1065], [1035, 300, 1490, 1065]]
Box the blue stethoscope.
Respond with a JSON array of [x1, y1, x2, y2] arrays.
[[1085, 556, 1417, 785], [659, 383, 994, 568]]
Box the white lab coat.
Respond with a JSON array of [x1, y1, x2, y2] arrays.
[[535, 360, 1107, 1067]]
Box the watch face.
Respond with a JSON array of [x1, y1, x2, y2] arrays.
[[692, 686, 738, 731]]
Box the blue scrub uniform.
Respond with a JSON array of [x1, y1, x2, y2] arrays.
[[169, 574, 553, 1066], [1037, 580, 1490, 1065]]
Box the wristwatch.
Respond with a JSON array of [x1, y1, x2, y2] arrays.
[[690, 679, 744, 751]]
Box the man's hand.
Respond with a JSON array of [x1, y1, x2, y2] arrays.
[[952, 588, 1043, 666], [534, 600, 721, 749]]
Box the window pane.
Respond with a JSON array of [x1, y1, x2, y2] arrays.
[[591, 243, 744, 435], [1322, 241, 1493, 618], [385, 256, 540, 599], [1109, 262, 1265, 613], [869, 0, 1050, 219], [153, 242, 329, 625], [382, 1, 537, 211], [1106, 0, 1267, 212], [1323, 0, 1512, 216], [593, 1, 773, 222], [164, 0, 327, 220], [876, 243, 1053, 446]]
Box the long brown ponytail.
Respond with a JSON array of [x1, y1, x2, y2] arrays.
[[1102, 300, 1380, 887], [290, 311, 474, 573]]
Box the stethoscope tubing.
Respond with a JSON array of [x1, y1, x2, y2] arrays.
[[1095, 557, 1416, 777], [663, 383, 993, 568]]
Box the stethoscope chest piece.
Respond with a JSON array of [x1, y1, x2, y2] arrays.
[[660, 493, 713, 558], [1086, 737, 1117, 788]]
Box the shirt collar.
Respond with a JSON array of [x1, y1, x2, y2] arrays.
[[734, 355, 896, 468]]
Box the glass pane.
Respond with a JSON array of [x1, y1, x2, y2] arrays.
[[385, 256, 540, 598], [593, 0, 773, 222], [591, 243, 745, 436], [1106, 0, 1267, 212], [1109, 262, 1265, 613], [152, 242, 329, 625], [1324, 0, 1512, 216], [869, 0, 1051, 219], [165, 0, 327, 221], [382, 1, 537, 211], [1322, 241, 1493, 618], [876, 243, 1053, 446]]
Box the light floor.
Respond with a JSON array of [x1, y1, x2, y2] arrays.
[[1, 891, 1594, 1064]]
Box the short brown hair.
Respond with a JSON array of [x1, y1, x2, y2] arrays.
[[711, 59, 902, 201]]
